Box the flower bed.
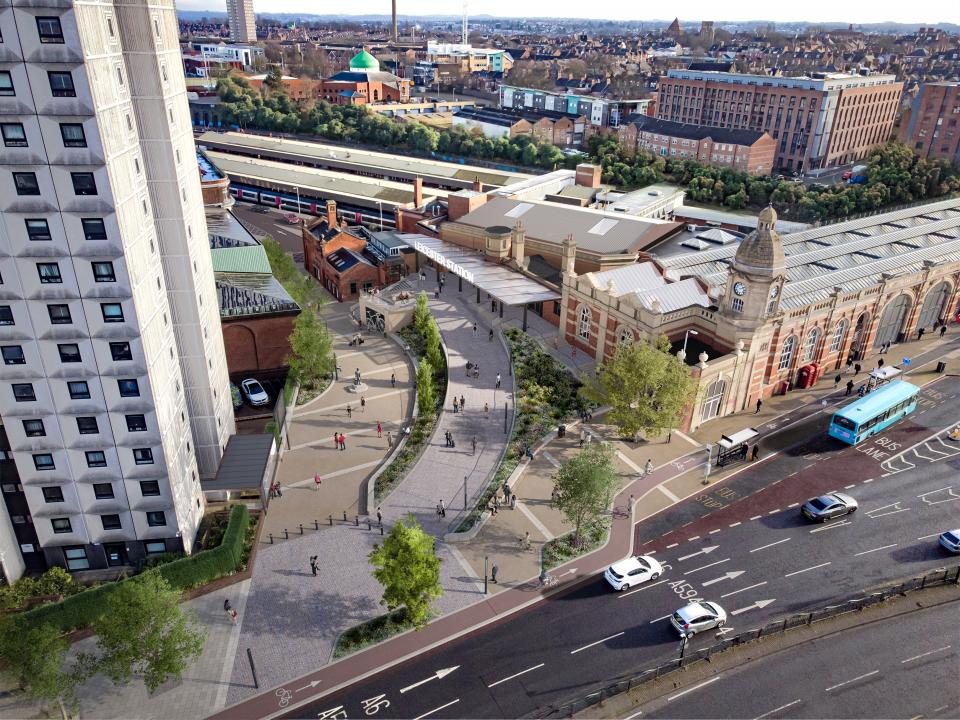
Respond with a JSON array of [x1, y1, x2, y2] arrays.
[[542, 518, 610, 570], [333, 607, 415, 659]]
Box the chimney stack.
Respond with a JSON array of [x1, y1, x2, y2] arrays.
[[326, 200, 337, 227], [413, 176, 424, 208], [511, 221, 526, 264], [473, 176, 483, 192]]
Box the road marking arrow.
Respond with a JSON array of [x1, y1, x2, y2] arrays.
[[731, 599, 776, 616], [400, 666, 460, 694], [677, 545, 718, 562], [295, 680, 322, 693], [715, 625, 736, 636], [701, 570, 745, 586]]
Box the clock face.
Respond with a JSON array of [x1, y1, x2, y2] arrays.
[[733, 282, 746, 297], [770, 285, 779, 298]]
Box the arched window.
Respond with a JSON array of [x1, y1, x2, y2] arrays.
[[778, 335, 796, 371], [617, 326, 635, 345], [830, 319, 847, 352], [802, 327, 821, 362], [577, 306, 592, 341], [700, 378, 726, 422]]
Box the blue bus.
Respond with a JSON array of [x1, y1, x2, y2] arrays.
[[828, 380, 920, 445]]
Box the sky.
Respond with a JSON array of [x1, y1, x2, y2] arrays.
[[177, 0, 960, 25]]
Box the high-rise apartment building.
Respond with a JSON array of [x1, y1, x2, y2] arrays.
[[225, 0, 256, 43], [0, 0, 235, 574], [900, 82, 960, 163], [656, 70, 902, 172]]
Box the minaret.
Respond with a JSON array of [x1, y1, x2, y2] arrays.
[[722, 206, 787, 328]]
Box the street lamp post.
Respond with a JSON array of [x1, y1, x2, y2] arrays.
[[484, 555, 488, 594], [377, 201, 384, 231], [683, 329, 699, 357]]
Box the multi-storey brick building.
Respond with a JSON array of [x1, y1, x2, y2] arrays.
[[899, 82, 960, 163], [225, 0, 256, 43], [656, 70, 902, 172]]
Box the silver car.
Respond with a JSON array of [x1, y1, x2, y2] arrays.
[[241, 378, 270, 407], [670, 601, 727, 636], [801, 492, 858, 522], [939, 530, 960, 553]]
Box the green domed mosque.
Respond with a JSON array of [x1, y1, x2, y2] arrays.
[[319, 49, 410, 105]]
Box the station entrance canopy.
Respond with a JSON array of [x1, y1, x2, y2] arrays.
[[403, 234, 561, 307]]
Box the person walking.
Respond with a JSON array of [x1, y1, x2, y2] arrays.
[[390, 372, 396, 388], [460, 394, 465, 410], [224, 599, 238, 624], [484, 402, 489, 417], [918, 327, 925, 340], [755, 398, 763, 414], [845, 379, 855, 396], [309, 556, 318, 577], [274, 482, 283, 498], [489, 328, 494, 342], [854, 362, 862, 375], [644, 458, 654, 477], [510, 493, 517, 510], [495, 373, 501, 389], [346, 404, 352, 419], [360, 395, 366, 413], [387, 431, 393, 446], [439, 499, 446, 517], [878, 357, 885, 369], [377, 422, 382, 438], [376, 507, 383, 525], [472, 436, 477, 455], [333, 432, 339, 449], [834, 373, 842, 389], [473, 322, 478, 337], [579, 429, 586, 448], [751, 445, 760, 461], [941, 325, 948, 339], [339, 433, 346, 451], [313, 474, 322, 491]]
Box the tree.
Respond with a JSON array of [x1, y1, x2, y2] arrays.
[[553, 442, 621, 546], [423, 320, 444, 376], [415, 357, 435, 414], [288, 309, 335, 391], [369, 515, 442, 628], [0, 618, 77, 719], [77, 570, 205, 694], [412, 291, 431, 334], [581, 336, 695, 440]]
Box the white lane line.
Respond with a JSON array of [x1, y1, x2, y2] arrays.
[[784, 561, 832, 578], [917, 532, 942, 540], [720, 581, 768, 599], [667, 676, 722, 701], [900, 645, 951, 664], [666, 542, 679, 549], [755, 699, 802, 719], [619, 579, 670, 598], [853, 543, 898, 557], [683, 558, 729, 576], [657, 484, 682, 503], [767, 508, 781, 515], [787, 503, 800, 508], [688, 535, 701, 541], [844, 484, 856, 489], [625, 710, 645, 720], [864, 478, 875, 483], [824, 670, 879, 692], [750, 515, 763, 521], [809, 520, 852, 534], [570, 631, 626, 654], [488, 663, 545, 688], [709, 529, 721, 535], [413, 699, 460, 720], [750, 538, 791, 553], [649, 614, 673, 624], [729, 522, 741, 528]]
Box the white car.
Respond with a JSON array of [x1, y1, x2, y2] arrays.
[[241, 378, 270, 407], [604, 555, 663, 591], [670, 601, 727, 636], [939, 529, 960, 553]]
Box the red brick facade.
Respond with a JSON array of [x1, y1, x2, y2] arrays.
[[222, 314, 297, 375]]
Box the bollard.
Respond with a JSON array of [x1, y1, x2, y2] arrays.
[[328, 514, 333, 526], [314, 519, 319, 531], [299, 523, 303, 535], [367, 520, 371, 530], [343, 510, 347, 522], [268, 532, 274, 544], [355, 515, 359, 526], [380, 524, 384, 535], [284, 528, 289, 540]]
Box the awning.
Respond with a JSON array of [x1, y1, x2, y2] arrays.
[[718, 428, 758, 448], [203, 434, 275, 492], [402, 234, 561, 306]]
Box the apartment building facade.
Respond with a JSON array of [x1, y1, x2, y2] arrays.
[[225, 0, 256, 43], [656, 70, 902, 172], [899, 82, 960, 163], [500, 84, 652, 128], [0, 0, 235, 575]]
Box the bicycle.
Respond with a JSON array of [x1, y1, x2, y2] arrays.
[[540, 574, 558, 587], [276, 688, 292, 708]]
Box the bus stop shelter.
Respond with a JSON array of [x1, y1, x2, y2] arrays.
[[715, 428, 758, 467], [405, 234, 561, 331]]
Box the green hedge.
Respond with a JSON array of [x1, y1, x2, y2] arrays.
[[21, 505, 250, 634]]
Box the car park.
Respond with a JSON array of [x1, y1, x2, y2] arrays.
[[670, 601, 727, 636], [603, 555, 663, 591], [241, 378, 270, 407], [939, 529, 960, 553], [801, 492, 858, 522]]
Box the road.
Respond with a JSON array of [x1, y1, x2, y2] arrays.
[[278, 376, 960, 720], [640, 598, 960, 719], [230, 203, 307, 255]]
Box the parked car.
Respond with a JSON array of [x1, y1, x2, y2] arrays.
[[801, 492, 858, 522], [241, 378, 270, 407], [670, 601, 727, 636], [604, 555, 663, 591], [841, 170, 853, 181], [939, 529, 960, 553], [283, 214, 302, 224]]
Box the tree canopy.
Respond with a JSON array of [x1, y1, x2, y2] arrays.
[[553, 442, 621, 546], [0, 618, 77, 718], [369, 515, 442, 628]]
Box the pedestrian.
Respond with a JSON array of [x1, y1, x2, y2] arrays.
[[491, 564, 499, 584], [846, 357, 854, 371], [854, 363, 861, 375], [309, 555, 318, 577], [845, 379, 854, 396], [473, 366, 480, 379], [878, 357, 885, 369], [224, 599, 237, 624], [941, 325, 948, 339], [314, 474, 322, 491], [489, 328, 494, 342], [390, 373, 396, 388], [377, 422, 382, 438], [473, 322, 477, 337], [346, 404, 352, 418], [834, 373, 841, 389], [579, 429, 585, 448], [644, 459, 654, 477], [522, 530, 530, 550], [755, 398, 763, 414], [376, 507, 382, 525], [484, 402, 489, 417], [496, 373, 501, 389], [436, 504, 443, 519], [360, 395, 366, 413], [387, 431, 393, 446], [339, 433, 346, 450], [439, 499, 446, 517], [472, 436, 477, 455], [334, 432, 339, 449], [274, 482, 282, 498], [354, 368, 361, 385], [460, 394, 465, 409], [751, 445, 760, 461], [628, 493, 635, 510], [858, 385, 866, 398], [918, 327, 925, 340], [510, 493, 517, 510]]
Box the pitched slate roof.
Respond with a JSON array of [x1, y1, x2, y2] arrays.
[[622, 114, 768, 147]]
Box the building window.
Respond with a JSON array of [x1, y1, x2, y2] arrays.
[[23, 419, 46, 437], [117, 379, 139, 397], [101, 514, 121, 530], [42, 486, 64, 502], [778, 335, 796, 371], [802, 328, 821, 362], [13, 172, 41, 196], [58, 343, 81, 363], [617, 326, 635, 345], [37, 263, 62, 284], [577, 305, 592, 341], [48, 71, 75, 97], [700, 378, 726, 422], [146, 511, 166, 527], [2, 346, 25, 365], [33, 454, 55, 471], [101, 303, 124, 323], [731, 297, 744, 313], [86, 451, 107, 468], [0, 306, 14, 325], [93, 483, 114, 499], [48, 304, 71, 324], [59, 123, 86, 148], [92, 261, 116, 282], [81, 218, 107, 240], [139, 480, 160, 496], [13, 383, 36, 402], [116, 66, 124, 86], [71, 173, 97, 196], [76, 416, 98, 434], [145, 541, 166, 555], [1, 123, 27, 147], [831, 319, 847, 352], [0, 71, 13, 96], [67, 381, 90, 399], [36, 16, 65, 43], [134, 448, 154, 465], [52, 518, 72, 534], [25, 219, 52, 241], [110, 342, 132, 361], [64, 546, 89, 569], [125, 414, 147, 432], [106, 16, 115, 37]]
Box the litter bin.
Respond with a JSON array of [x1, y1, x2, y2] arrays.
[[936, 361, 947, 373], [558, 424, 566, 438]]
